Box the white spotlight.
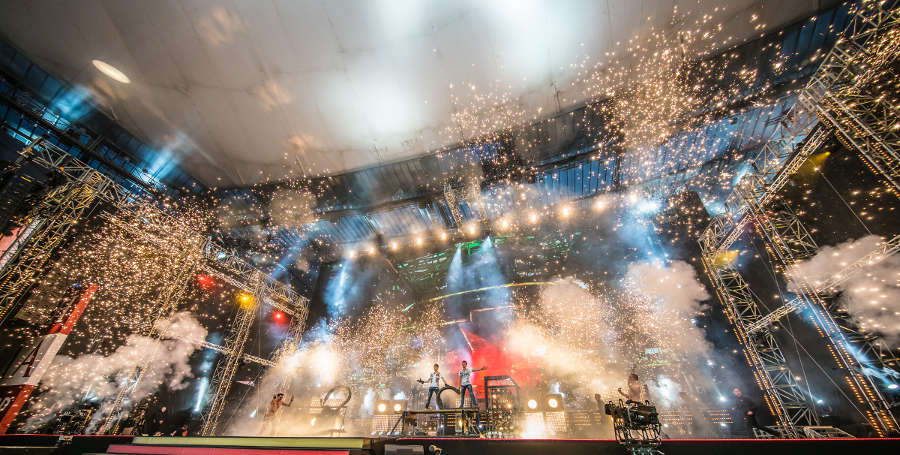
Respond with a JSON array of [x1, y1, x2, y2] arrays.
[[92, 59, 130, 83]]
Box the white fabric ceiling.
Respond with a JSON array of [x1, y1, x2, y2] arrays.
[[0, 0, 822, 186]]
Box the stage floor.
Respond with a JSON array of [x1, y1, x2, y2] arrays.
[[3, 434, 900, 455]]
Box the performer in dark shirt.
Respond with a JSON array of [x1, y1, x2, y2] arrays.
[[143, 405, 170, 436], [732, 387, 778, 437]]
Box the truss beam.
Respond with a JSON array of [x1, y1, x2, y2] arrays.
[[700, 254, 817, 436], [747, 235, 900, 334], [199, 302, 257, 436]]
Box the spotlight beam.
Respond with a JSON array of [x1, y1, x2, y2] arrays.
[[425, 281, 555, 304]]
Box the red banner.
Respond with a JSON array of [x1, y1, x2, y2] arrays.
[[0, 283, 98, 433]]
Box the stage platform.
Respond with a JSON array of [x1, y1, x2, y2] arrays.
[[3, 434, 900, 455]]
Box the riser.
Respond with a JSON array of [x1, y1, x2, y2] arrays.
[[107, 445, 347, 455]]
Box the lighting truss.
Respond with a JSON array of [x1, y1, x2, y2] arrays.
[[747, 199, 898, 435], [0, 172, 103, 324], [99, 243, 203, 434], [699, 1, 900, 437], [199, 299, 257, 436], [805, 2, 900, 196], [3, 138, 310, 435], [199, 341, 275, 367], [746, 234, 900, 334], [699, 254, 817, 437]]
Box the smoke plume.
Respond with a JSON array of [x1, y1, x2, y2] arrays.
[[788, 235, 900, 344], [24, 312, 207, 432]]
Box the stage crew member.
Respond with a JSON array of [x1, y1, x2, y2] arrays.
[[418, 363, 446, 409], [457, 360, 486, 408]]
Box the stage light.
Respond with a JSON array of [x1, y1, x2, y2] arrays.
[[464, 222, 478, 236], [375, 401, 389, 414], [718, 396, 726, 402], [92, 59, 130, 83], [391, 400, 407, 413], [310, 417, 317, 426], [888, 384, 898, 390], [816, 399, 824, 404], [527, 399, 538, 410], [559, 205, 572, 219], [415, 236, 424, 246], [439, 231, 448, 241], [545, 394, 563, 410], [527, 212, 539, 224], [368, 246, 376, 255], [236, 292, 254, 308], [390, 241, 399, 250], [273, 311, 285, 322], [593, 199, 607, 212], [196, 274, 215, 290]]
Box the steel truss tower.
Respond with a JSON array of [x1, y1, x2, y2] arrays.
[[0, 139, 129, 324], [2, 138, 309, 435], [699, 0, 900, 437], [700, 256, 818, 436], [198, 268, 309, 436], [747, 199, 898, 435]]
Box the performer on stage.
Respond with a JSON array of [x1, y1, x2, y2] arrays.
[[457, 360, 486, 408], [417, 363, 446, 409], [731, 387, 778, 437], [260, 392, 292, 435], [617, 373, 643, 402]]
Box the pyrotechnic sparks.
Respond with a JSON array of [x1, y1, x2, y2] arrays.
[[1, 0, 896, 441]]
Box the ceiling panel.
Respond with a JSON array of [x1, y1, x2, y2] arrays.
[[0, 0, 826, 185]]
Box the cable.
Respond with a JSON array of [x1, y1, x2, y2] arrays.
[[815, 168, 873, 235]]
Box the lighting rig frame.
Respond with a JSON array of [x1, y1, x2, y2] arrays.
[[0, 137, 309, 435], [699, 1, 900, 437]]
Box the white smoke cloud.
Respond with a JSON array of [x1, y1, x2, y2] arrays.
[[224, 261, 716, 437], [788, 235, 900, 344], [623, 259, 712, 357], [505, 263, 712, 404], [25, 312, 207, 432]]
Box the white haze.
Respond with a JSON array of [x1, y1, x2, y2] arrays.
[[225, 260, 716, 437], [789, 235, 900, 344], [24, 312, 207, 432], [506, 260, 712, 406]]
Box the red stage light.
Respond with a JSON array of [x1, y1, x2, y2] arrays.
[[196, 274, 215, 288], [273, 311, 285, 322]]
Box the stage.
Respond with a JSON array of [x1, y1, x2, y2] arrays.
[[3, 434, 900, 455]]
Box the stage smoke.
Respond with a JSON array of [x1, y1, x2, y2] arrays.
[[24, 312, 206, 432], [788, 235, 900, 344], [623, 260, 712, 356]]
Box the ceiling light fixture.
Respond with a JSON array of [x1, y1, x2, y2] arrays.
[[92, 59, 130, 84]]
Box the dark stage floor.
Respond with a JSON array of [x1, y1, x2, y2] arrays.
[[3, 434, 900, 455]]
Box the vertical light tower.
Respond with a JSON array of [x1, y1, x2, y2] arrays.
[[699, 0, 900, 437]]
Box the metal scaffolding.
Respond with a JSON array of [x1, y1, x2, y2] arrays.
[[2, 138, 310, 435], [0, 139, 130, 325], [747, 234, 900, 335], [199, 295, 258, 436], [805, 3, 900, 196], [100, 241, 203, 434], [699, 255, 818, 436], [699, 1, 900, 437], [748, 201, 898, 435]]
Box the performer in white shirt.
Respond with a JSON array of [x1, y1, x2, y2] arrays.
[[457, 360, 486, 408], [417, 363, 446, 409]]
